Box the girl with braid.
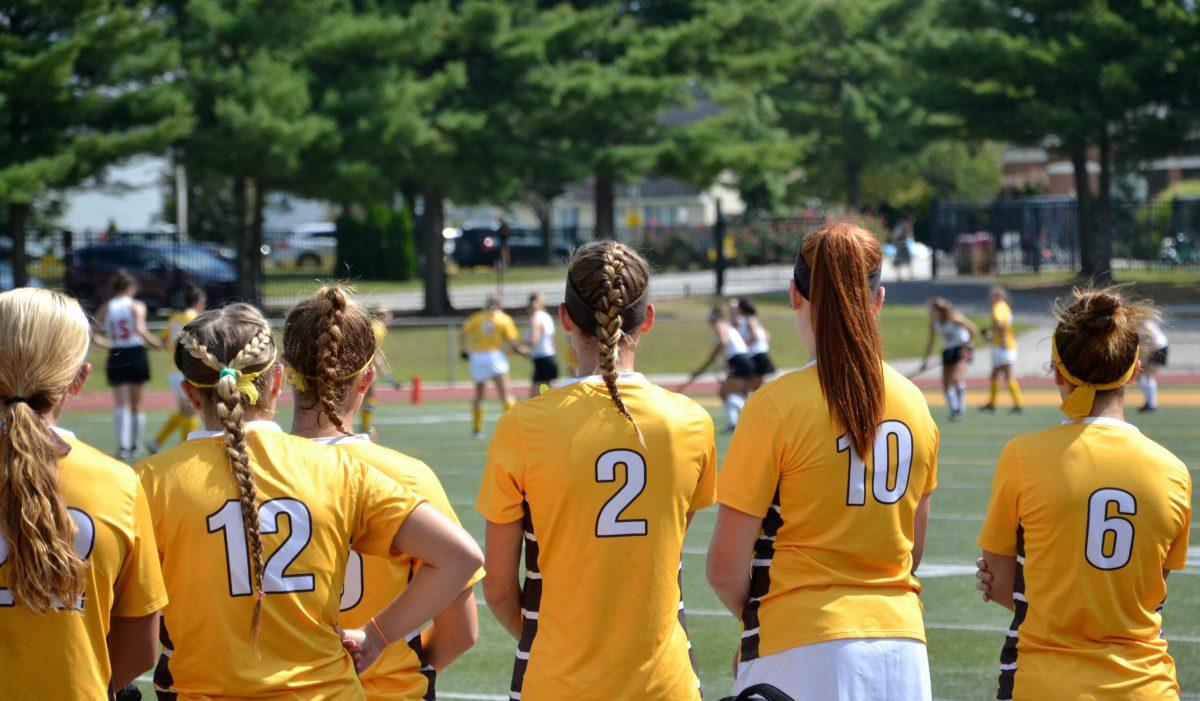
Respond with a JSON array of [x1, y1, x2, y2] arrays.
[[477, 240, 717, 701], [0, 288, 166, 699], [136, 303, 482, 699], [283, 285, 483, 701]]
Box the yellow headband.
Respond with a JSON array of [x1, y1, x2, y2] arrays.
[[187, 353, 277, 405], [1051, 337, 1138, 419], [285, 357, 374, 393]]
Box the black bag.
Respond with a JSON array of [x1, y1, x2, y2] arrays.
[[720, 683, 796, 701]]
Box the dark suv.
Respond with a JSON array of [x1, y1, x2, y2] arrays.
[[65, 243, 239, 311], [452, 226, 572, 267]]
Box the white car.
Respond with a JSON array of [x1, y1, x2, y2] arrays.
[[269, 222, 337, 270]]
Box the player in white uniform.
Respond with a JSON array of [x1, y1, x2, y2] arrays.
[[916, 297, 977, 421], [526, 292, 559, 397], [92, 270, 161, 458], [1138, 318, 1169, 412], [682, 306, 755, 431], [733, 297, 775, 391]]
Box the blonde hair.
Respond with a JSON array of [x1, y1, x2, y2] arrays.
[[282, 285, 376, 434], [0, 289, 91, 612], [174, 304, 276, 638], [565, 241, 651, 443]]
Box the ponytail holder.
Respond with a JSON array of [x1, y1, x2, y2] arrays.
[[188, 353, 276, 405], [1051, 337, 1138, 419], [219, 368, 239, 381], [285, 366, 310, 392], [3, 396, 30, 406], [792, 249, 881, 301]]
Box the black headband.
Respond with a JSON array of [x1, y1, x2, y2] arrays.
[[792, 250, 882, 300], [3, 396, 30, 406], [564, 277, 649, 335]]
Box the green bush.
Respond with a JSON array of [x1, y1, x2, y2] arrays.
[[336, 205, 417, 281]]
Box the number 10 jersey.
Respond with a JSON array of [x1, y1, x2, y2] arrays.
[[476, 373, 716, 701]]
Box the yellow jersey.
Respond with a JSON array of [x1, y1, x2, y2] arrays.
[[476, 373, 716, 701], [992, 301, 1016, 349], [978, 416, 1192, 700], [163, 309, 200, 360], [717, 362, 939, 660], [0, 428, 167, 699], [137, 421, 422, 700], [462, 310, 518, 353], [316, 434, 484, 701]]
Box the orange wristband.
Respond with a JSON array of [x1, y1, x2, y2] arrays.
[[369, 618, 389, 647]]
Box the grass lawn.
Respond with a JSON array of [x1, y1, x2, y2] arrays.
[[85, 297, 1011, 393], [1000, 268, 1200, 306], [50, 392, 1195, 701]]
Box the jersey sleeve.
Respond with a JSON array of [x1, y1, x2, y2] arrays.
[[689, 417, 718, 512], [503, 314, 519, 342], [351, 463, 424, 559], [924, 423, 940, 495], [476, 409, 526, 524], [111, 482, 169, 617], [978, 441, 1022, 556], [1165, 472, 1192, 571], [717, 392, 784, 518]]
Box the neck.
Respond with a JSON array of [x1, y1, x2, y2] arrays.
[[574, 346, 637, 376], [290, 407, 354, 439], [1085, 389, 1126, 422], [202, 407, 274, 431]]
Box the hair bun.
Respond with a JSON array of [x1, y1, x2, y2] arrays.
[[1079, 291, 1123, 334]]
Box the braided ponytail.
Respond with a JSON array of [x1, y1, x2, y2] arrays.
[[315, 286, 350, 434], [176, 306, 277, 641]]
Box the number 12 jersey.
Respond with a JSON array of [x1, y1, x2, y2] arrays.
[[476, 373, 716, 701]]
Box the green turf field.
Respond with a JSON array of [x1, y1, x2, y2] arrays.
[[57, 392, 1197, 701]]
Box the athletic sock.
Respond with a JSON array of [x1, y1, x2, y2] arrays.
[[955, 383, 967, 413], [943, 388, 959, 414], [723, 393, 746, 429], [1008, 379, 1024, 409], [472, 406, 484, 434], [184, 415, 202, 437], [988, 378, 999, 406], [1145, 377, 1159, 409], [134, 413, 146, 450], [155, 413, 182, 446], [503, 397, 516, 411], [116, 408, 132, 452], [360, 402, 375, 433]]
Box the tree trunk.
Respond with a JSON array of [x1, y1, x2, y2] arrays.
[[535, 199, 553, 265], [1091, 134, 1115, 284], [250, 178, 266, 306], [594, 173, 615, 239], [1070, 148, 1097, 280], [8, 203, 29, 288], [233, 176, 253, 301], [420, 187, 452, 316], [845, 160, 863, 209]]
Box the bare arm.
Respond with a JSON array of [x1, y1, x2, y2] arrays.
[[93, 305, 111, 349], [420, 587, 479, 671], [919, 321, 936, 369], [980, 550, 1017, 611], [706, 505, 761, 618], [912, 492, 932, 572], [107, 612, 159, 689], [957, 313, 979, 341], [134, 303, 161, 349], [482, 519, 524, 640]]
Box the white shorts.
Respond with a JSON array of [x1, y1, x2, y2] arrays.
[[168, 371, 186, 402], [469, 350, 510, 383], [992, 347, 1017, 368], [734, 637, 931, 701]]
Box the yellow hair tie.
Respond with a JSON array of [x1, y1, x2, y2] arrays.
[[285, 357, 375, 393], [1051, 338, 1138, 419], [187, 353, 277, 405]]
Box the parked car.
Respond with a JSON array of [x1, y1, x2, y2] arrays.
[[65, 243, 239, 312], [451, 226, 571, 267], [107, 231, 238, 262], [268, 222, 337, 270]]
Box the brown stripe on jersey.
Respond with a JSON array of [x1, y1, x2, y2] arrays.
[[153, 621, 177, 700], [677, 563, 699, 677], [739, 488, 782, 663], [995, 525, 1026, 701], [509, 504, 541, 700]]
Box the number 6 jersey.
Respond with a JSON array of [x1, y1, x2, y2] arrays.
[[137, 420, 422, 700], [978, 416, 1192, 700], [476, 373, 716, 701]]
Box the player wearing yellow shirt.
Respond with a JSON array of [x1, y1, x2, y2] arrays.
[[709, 223, 937, 701], [138, 302, 483, 699], [0, 288, 167, 699], [149, 284, 207, 452], [478, 241, 716, 701], [459, 294, 523, 438], [980, 286, 1024, 414], [284, 285, 483, 700], [976, 289, 1191, 701]]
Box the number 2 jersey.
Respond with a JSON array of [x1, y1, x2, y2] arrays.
[[317, 434, 485, 701], [0, 428, 167, 699], [476, 373, 716, 701], [137, 421, 422, 700], [717, 362, 939, 660], [978, 417, 1192, 700]]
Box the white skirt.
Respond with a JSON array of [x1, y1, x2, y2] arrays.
[[734, 637, 932, 701], [992, 347, 1017, 368], [469, 350, 510, 383]]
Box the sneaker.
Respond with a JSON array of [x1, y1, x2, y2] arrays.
[[978, 404, 996, 413], [1009, 406, 1026, 415], [146, 440, 160, 455], [949, 410, 964, 422], [472, 431, 484, 440], [1138, 404, 1158, 413], [116, 448, 133, 460]]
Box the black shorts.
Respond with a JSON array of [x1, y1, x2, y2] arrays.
[[727, 354, 756, 379], [942, 345, 972, 366], [107, 346, 150, 386], [532, 355, 560, 383], [1149, 346, 1168, 367], [751, 352, 776, 376]]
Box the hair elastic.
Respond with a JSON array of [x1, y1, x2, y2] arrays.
[[563, 277, 649, 335], [792, 249, 882, 300], [285, 356, 375, 393], [368, 617, 390, 647], [1051, 336, 1138, 419], [187, 351, 277, 404], [3, 396, 30, 406]]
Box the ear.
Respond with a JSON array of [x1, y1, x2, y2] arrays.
[[872, 285, 886, 315], [1128, 359, 1141, 385], [558, 302, 576, 333], [267, 363, 284, 402], [182, 381, 206, 412], [68, 362, 92, 396], [357, 365, 377, 394], [789, 280, 803, 310], [638, 303, 655, 334]]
